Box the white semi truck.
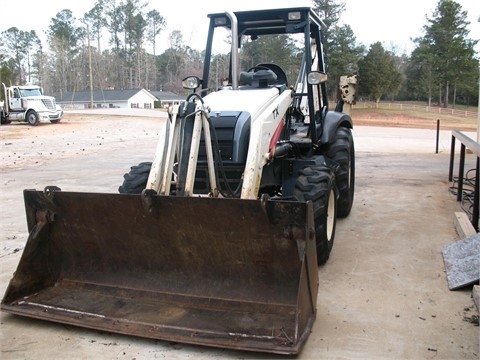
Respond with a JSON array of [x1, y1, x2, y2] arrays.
[[0, 83, 63, 126]]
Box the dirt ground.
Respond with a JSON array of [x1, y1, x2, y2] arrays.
[[0, 110, 479, 359], [352, 111, 477, 131]]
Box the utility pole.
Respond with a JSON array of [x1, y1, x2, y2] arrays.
[[87, 23, 94, 109]]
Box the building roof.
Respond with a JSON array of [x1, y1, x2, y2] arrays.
[[56, 88, 156, 103], [150, 91, 185, 102]]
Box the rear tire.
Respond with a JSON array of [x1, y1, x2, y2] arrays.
[[26, 110, 40, 126], [326, 126, 354, 218], [1, 112, 11, 124], [119, 162, 152, 194], [293, 166, 337, 265]]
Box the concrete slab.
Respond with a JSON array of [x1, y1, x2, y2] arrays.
[[442, 234, 480, 290]]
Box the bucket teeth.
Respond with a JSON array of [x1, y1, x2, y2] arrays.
[[141, 189, 157, 214]]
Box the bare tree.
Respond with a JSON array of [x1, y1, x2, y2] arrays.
[[46, 9, 86, 93], [84, 0, 106, 52], [146, 9, 166, 89], [1, 28, 41, 83]]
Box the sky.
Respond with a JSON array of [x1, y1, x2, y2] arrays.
[[1, 0, 479, 55]]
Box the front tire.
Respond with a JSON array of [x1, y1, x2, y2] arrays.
[[26, 110, 40, 126], [293, 166, 337, 265], [119, 162, 152, 194], [326, 126, 354, 218]]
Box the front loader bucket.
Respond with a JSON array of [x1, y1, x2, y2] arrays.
[[2, 188, 318, 355]]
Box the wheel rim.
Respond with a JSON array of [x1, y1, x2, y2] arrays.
[[28, 113, 37, 125], [326, 188, 336, 241]]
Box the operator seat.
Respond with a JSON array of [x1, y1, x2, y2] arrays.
[[256, 63, 288, 87]]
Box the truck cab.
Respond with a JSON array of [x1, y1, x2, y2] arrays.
[[1, 83, 63, 126]]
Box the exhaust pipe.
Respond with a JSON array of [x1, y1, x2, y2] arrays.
[[226, 11, 239, 90]]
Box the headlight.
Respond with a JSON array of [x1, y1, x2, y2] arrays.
[[307, 71, 328, 85], [288, 12, 301, 21], [182, 76, 201, 90], [214, 17, 227, 26]]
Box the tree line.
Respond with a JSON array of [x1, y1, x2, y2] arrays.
[[0, 0, 478, 108]]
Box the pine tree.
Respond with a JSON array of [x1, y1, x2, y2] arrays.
[[358, 42, 402, 103], [416, 0, 478, 107], [311, 0, 364, 100]]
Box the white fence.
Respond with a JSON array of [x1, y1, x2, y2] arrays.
[[347, 101, 478, 118]]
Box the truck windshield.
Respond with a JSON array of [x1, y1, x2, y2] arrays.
[[20, 88, 42, 97]]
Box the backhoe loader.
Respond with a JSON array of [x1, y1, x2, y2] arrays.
[[2, 7, 355, 355]]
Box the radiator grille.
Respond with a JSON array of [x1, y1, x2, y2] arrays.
[[41, 99, 56, 110]]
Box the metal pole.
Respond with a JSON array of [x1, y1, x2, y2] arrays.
[[449, 134, 456, 182], [457, 143, 466, 202], [435, 119, 440, 154], [226, 11, 239, 90]]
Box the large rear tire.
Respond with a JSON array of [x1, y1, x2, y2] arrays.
[[293, 166, 337, 265], [119, 162, 152, 194], [1, 113, 11, 124], [326, 126, 354, 218]]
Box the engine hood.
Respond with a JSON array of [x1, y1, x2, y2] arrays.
[[23, 95, 55, 101], [203, 87, 287, 119]]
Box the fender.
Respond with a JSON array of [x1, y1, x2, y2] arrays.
[[320, 110, 353, 145]]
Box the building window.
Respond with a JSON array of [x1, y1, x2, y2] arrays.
[[144, 103, 151, 109], [131, 103, 139, 108]]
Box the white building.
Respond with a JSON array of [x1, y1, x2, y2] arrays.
[[56, 89, 158, 109], [149, 91, 186, 108]]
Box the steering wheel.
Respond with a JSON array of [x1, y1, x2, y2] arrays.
[[248, 64, 288, 86], [245, 65, 277, 85], [247, 65, 273, 73]]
